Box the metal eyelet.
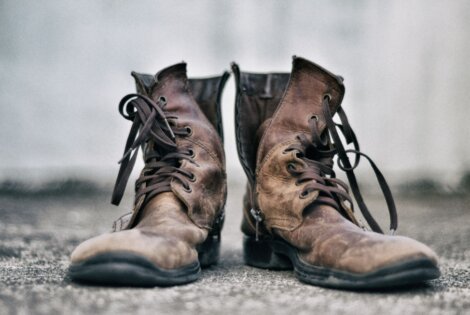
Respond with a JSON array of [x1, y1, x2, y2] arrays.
[[158, 96, 167, 104], [324, 93, 332, 101], [309, 115, 319, 122], [183, 184, 192, 193], [188, 148, 195, 158], [185, 126, 193, 136], [189, 173, 196, 182], [287, 163, 296, 171], [299, 190, 309, 199]]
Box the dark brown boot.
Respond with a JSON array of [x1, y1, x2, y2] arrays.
[[69, 63, 229, 286], [232, 56, 439, 289]]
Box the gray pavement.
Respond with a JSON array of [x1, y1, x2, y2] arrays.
[[0, 182, 469, 315]]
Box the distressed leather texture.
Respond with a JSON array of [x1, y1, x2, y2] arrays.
[[148, 64, 226, 229], [232, 65, 290, 235], [234, 56, 439, 273], [278, 205, 438, 273], [71, 64, 228, 270], [71, 193, 206, 269], [255, 59, 344, 230], [133, 71, 229, 142]]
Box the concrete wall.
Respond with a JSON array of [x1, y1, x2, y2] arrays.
[[1, 0, 469, 189]]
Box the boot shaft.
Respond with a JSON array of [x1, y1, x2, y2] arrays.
[[234, 56, 397, 235], [232, 64, 290, 184], [233, 57, 344, 183], [115, 63, 229, 231], [233, 57, 346, 230]]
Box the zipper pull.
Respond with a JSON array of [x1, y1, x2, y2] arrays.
[[250, 208, 263, 241]]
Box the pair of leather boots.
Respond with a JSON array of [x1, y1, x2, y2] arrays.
[[69, 56, 439, 290]]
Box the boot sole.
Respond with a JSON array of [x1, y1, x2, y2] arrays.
[[69, 252, 201, 287], [68, 234, 220, 287], [244, 236, 440, 290]]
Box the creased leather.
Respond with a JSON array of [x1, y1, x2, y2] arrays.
[[149, 65, 226, 229], [132, 71, 229, 141], [277, 205, 438, 273], [234, 56, 439, 274], [233, 65, 289, 183], [71, 193, 206, 269], [71, 64, 228, 270], [257, 144, 319, 231]]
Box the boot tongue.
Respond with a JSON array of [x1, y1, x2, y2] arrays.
[[131, 62, 186, 98], [138, 192, 186, 224], [257, 56, 345, 167], [149, 62, 205, 120], [155, 62, 187, 85], [131, 62, 187, 97], [131, 72, 156, 95]]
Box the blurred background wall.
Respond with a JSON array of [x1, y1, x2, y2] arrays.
[[1, 0, 469, 192]]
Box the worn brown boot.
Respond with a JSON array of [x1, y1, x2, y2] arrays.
[[69, 63, 229, 286], [232, 56, 440, 289]]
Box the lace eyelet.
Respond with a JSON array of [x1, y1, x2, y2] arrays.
[[299, 190, 309, 198], [287, 163, 296, 171], [309, 115, 319, 122], [183, 184, 192, 193], [158, 96, 167, 105], [189, 173, 196, 182], [185, 126, 193, 136], [324, 93, 332, 101], [188, 148, 195, 158]]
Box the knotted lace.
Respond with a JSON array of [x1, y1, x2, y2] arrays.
[[111, 94, 196, 207], [285, 96, 398, 234]]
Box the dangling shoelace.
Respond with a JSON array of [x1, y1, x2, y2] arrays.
[[111, 94, 196, 207], [285, 95, 398, 234]]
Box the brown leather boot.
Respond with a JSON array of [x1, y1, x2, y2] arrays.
[[232, 56, 440, 289], [69, 63, 229, 286]]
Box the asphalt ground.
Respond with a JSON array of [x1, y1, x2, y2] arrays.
[[0, 183, 469, 315]]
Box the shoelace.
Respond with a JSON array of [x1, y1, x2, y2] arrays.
[[285, 95, 398, 234], [111, 94, 196, 207]]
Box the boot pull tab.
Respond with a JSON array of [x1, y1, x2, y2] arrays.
[[259, 73, 273, 99], [250, 208, 264, 241], [231, 62, 241, 90]]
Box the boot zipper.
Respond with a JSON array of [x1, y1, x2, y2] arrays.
[[213, 210, 225, 239], [250, 208, 263, 241]]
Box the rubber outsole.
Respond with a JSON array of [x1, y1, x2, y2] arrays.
[[69, 252, 201, 287], [69, 234, 220, 287], [244, 236, 440, 290]]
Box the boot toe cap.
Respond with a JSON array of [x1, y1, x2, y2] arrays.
[[70, 229, 198, 270], [337, 234, 439, 274]]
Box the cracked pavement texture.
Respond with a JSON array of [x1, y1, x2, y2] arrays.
[[0, 183, 469, 315]]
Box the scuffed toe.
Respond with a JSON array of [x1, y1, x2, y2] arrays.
[[71, 229, 198, 270], [336, 234, 439, 274]]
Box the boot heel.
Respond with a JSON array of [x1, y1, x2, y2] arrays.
[[197, 234, 221, 268], [243, 236, 293, 270]]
